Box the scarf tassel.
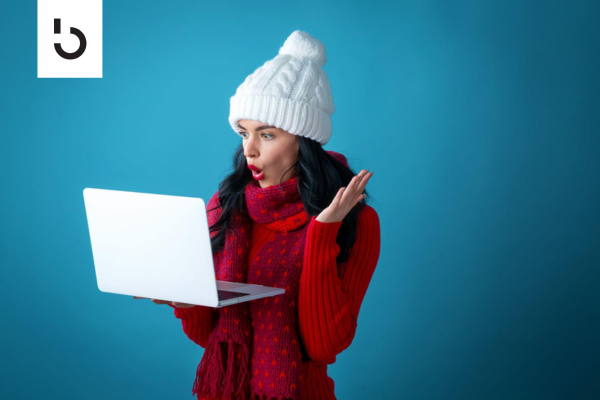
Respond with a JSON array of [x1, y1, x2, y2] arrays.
[[193, 338, 251, 400]]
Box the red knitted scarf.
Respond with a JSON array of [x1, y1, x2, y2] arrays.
[[193, 175, 311, 400]]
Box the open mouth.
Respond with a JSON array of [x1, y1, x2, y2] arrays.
[[251, 169, 264, 180], [248, 163, 264, 180]]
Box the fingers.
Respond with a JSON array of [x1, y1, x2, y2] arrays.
[[356, 169, 372, 185], [355, 170, 373, 194], [327, 169, 374, 220], [172, 302, 196, 308], [342, 169, 373, 203], [342, 174, 360, 199], [332, 187, 345, 206], [350, 170, 368, 190], [358, 170, 373, 191], [133, 296, 174, 306]]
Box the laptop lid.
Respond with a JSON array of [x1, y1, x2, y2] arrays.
[[83, 188, 222, 307]]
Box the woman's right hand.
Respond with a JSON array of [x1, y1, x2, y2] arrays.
[[133, 296, 197, 308]]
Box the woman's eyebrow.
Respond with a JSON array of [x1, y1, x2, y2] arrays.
[[237, 123, 277, 132]]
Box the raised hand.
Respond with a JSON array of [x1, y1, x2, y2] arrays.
[[316, 169, 373, 223]]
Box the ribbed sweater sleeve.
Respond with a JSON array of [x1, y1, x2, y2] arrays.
[[169, 304, 217, 348], [171, 190, 221, 348], [298, 205, 381, 364]]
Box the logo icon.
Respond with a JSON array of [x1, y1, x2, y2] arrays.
[[54, 18, 87, 60], [38, 0, 102, 78]]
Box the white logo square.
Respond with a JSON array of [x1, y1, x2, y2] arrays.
[[38, 0, 103, 78]]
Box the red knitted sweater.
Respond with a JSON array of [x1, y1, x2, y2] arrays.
[[171, 196, 380, 399]]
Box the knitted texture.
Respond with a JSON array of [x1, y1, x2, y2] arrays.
[[229, 30, 335, 146], [195, 176, 311, 400], [172, 151, 382, 400]]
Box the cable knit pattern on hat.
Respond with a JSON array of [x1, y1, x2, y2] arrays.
[[229, 31, 335, 145]]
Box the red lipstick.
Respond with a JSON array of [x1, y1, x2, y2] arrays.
[[248, 164, 264, 180]]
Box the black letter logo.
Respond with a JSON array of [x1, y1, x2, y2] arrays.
[[54, 18, 87, 60]]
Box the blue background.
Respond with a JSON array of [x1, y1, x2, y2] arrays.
[[1, 0, 598, 399]]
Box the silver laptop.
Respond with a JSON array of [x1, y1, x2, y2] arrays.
[[83, 188, 285, 308]]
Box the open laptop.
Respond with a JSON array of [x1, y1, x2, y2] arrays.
[[83, 188, 285, 308]]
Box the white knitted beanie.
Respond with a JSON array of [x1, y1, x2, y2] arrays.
[[229, 30, 335, 146]]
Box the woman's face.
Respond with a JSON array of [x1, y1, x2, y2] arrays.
[[238, 119, 300, 188]]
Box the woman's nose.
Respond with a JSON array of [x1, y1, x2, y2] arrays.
[[243, 134, 259, 157]]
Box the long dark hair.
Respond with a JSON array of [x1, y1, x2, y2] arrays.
[[209, 136, 370, 264]]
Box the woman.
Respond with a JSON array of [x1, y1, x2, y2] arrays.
[[136, 31, 381, 400]]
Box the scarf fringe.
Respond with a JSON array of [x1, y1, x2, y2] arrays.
[[193, 338, 251, 400], [250, 394, 297, 400]]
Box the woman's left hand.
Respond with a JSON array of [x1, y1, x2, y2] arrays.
[[316, 169, 373, 223], [133, 296, 197, 308]]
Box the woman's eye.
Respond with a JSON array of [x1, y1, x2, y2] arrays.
[[239, 132, 273, 139]]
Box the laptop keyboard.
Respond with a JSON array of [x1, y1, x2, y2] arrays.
[[217, 289, 251, 301]]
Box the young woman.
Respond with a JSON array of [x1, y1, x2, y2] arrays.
[[136, 31, 381, 400]]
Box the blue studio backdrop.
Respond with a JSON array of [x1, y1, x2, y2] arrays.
[[1, 1, 598, 399]]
